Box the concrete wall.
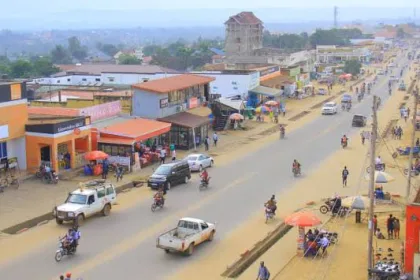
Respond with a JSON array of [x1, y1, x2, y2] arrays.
[[100, 73, 178, 85], [33, 75, 101, 86], [6, 136, 27, 170], [132, 89, 162, 119]]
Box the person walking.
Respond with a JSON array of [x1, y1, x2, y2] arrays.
[[387, 214, 395, 240], [416, 138, 420, 147], [213, 132, 218, 147], [360, 132, 365, 145], [159, 148, 166, 164], [64, 273, 72, 280], [204, 135, 210, 151], [407, 107, 411, 118], [393, 218, 400, 239], [171, 149, 176, 161], [101, 158, 109, 180], [256, 261, 270, 280], [60, 276, 64, 280], [373, 215, 378, 233], [342, 166, 349, 187]]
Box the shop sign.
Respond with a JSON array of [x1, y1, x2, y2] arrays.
[[108, 156, 131, 171], [259, 66, 280, 77], [189, 97, 198, 109], [249, 72, 260, 89], [79, 101, 121, 122], [0, 125, 9, 139], [56, 119, 86, 134], [289, 67, 301, 77], [160, 98, 169, 108]]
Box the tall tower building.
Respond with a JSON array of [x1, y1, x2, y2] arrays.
[[224, 12, 263, 57], [334, 6, 338, 28]]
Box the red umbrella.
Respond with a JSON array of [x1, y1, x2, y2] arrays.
[[85, 151, 109, 161], [285, 211, 321, 227]]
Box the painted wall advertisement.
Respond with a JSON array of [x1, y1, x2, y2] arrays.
[[79, 101, 122, 122], [160, 98, 169, 108], [189, 97, 198, 109], [259, 66, 280, 77], [289, 67, 301, 77], [108, 156, 131, 171]]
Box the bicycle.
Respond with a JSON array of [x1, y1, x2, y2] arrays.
[[0, 174, 19, 190]]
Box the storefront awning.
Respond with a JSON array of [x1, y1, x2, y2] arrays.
[[158, 112, 210, 128], [99, 118, 171, 144], [249, 86, 282, 97]]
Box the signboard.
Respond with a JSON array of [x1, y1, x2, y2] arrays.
[[189, 97, 198, 109], [56, 119, 85, 133], [108, 156, 131, 171], [160, 98, 169, 108], [10, 84, 22, 100], [249, 72, 260, 89], [0, 125, 9, 139], [289, 67, 301, 77], [297, 226, 305, 256], [79, 101, 122, 122], [259, 66, 280, 77]]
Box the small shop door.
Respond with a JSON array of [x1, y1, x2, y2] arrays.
[[40, 145, 51, 163]]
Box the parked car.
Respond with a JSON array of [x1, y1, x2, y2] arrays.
[[53, 179, 117, 225], [156, 217, 216, 256], [321, 102, 338, 115], [185, 154, 214, 172], [352, 114, 367, 127], [147, 161, 191, 190]]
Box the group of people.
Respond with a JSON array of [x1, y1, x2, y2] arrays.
[[304, 228, 331, 256], [374, 214, 400, 240], [392, 126, 404, 140]]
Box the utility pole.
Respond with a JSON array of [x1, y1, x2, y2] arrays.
[[406, 92, 419, 204], [334, 6, 338, 28], [367, 95, 378, 275]]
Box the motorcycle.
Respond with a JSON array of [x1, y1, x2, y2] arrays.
[[151, 197, 164, 212], [274, 115, 279, 124], [404, 168, 420, 177], [43, 171, 59, 184], [55, 238, 77, 262], [198, 177, 210, 190], [292, 167, 301, 177], [264, 207, 275, 223], [280, 128, 285, 139], [341, 141, 348, 149], [319, 200, 351, 217], [35, 165, 46, 179], [366, 163, 386, 173]]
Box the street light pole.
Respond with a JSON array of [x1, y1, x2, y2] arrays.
[[368, 95, 378, 275], [406, 92, 419, 204]]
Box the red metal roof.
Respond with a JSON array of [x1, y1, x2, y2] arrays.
[[225, 12, 262, 25]]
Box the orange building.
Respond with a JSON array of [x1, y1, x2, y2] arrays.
[[0, 81, 29, 170], [25, 115, 92, 173]]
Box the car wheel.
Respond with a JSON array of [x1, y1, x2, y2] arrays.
[[208, 230, 215, 241], [102, 204, 111, 216], [186, 244, 194, 256], [56, 218, 63, 225], [184, 176, 189, 184], [166, 181, 171, 190], [210, 160, 213, 167], [75, 214, 84, 226]]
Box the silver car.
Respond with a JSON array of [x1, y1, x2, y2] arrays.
[[185, 154, 214, 172]]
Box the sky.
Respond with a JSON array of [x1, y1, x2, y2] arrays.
[[1, 0, 418, 16]]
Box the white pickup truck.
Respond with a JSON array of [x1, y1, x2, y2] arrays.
[[156, 217, 216, 256], [53, 179, 117, 225]]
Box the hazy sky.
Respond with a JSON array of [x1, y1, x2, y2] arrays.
[[1, 0, 418, 15]]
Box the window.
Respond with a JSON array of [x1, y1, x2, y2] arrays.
[[168, 91, 181, 103], [118, 146, 126, 156], [88, 195, 95, 204], [106, 187, 115, 195], [193, 223, 199, 230], [142, 78, 149, 82], [95, 78, 101, 82], [67, 78, 71, 82], [82, 78, 87, 82], [201, 223, 208, 230], [57, 80, 61, 84], [111, 146, 118, 156], [108, 77, 115, 82], [97, 188, 106, 198], [0, 142, 7, 159]]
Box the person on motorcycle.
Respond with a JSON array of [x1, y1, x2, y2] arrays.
[[292, 160, 301, 174], [62, 228, 75, 252], [70, 226, 81, 250], [280, 125, 285, 136], [44, 164, 53, 182], [154, 187, 165, 206], [375, 156, 385, 170], [265, 195, 277, 215], [200, 168, 209, 185], [341, 135, 348, 147]]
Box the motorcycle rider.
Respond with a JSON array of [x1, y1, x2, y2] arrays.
[[265, 195, 277, 215], [375, 156, 385, 170], [61, 228, 75, 252], [44, 164, 53, 182], [341, 135, 348, 147], [279, 125, 285, 138], [292, 160, 301, 175], [154, 187, 165, 207], [70, 225, 81, 250], [200, 168, 209, 185]]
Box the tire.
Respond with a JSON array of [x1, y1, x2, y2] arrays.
[[75, 214, 84, 226], [55, 251, 63, 262], [35, 171, 42, 178], [164, 249, 170, 254], [56, 218, 63, 225], [102, 204, 111, 216], [210, 160, 214, 167], [184, 176, 189, 184], [166, 181, 171, 190], [151, 203, 157, 212], [208, 231, 215, 241], [186, 244, 194, 256], [320, 205, 329, 214]]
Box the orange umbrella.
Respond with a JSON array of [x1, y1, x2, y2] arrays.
[[284, 211, 321, 227], [229, 113, 244, 121], [85, 151, 109, 161]]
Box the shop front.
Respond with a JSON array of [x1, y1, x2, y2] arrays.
[[158, 112, 210, 150], [25, 116, 92, 173], [98, 118, 171, 168]]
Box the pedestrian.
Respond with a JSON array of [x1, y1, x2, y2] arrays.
[[400, 107, 405, 118], [393, 218, 400, 239], [269, 110, 274, 122], [404, 110, 408, 122], [281, 106, 286, 117], [342, 166, 349, 187], [64, 272, 72, 280], [101, 158, 109, 179], [407, 107, 411, 118], [60, 276, 64, 280], [373, 215, 378, 233], [416, 138, 419, 147], [115, 163, 124, 182], [361, 132, 365, 145], [387, 214, 394, 240], [159, 148, 166, 164], [256, 261, 270, 280], [213, 132, 218, 147], [171, 149, 176, 161], [397, 126, 403, 139], [204, 135, 210, 151]]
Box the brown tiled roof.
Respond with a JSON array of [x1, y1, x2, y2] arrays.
[[56, 64, 178, 75], [132, 74, 215, 94], [158, 112, 210, 128], [225, 12, 262, 25]]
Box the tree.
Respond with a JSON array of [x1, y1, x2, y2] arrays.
[[68, 36, 87, 61], [309, 29, 346, 47], [32, 57, 59, 76], [396, 28, 406, 39], [51, 45, 72, 64], [97, 43, 119, 57], [344, 60, 362, 76], [118, 54, 142, 65], [142, 45, 161, 56], [10, 59, 33, 78]]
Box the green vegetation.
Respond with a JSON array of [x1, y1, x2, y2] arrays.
[[0, 56, 59, 79], [343, 59, 362, 76], [50, 36, 88, 64], [118, 54, 142, 65]]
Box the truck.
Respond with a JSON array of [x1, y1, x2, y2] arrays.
[[156, 217, 216, 256], [53, 179, 117, 225]]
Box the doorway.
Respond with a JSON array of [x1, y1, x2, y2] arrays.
[[40, 145, 51, 166]]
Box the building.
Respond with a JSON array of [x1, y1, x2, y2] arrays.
[[0, 81, 28, 170], [132, 74, 215, 149], [224, 12, 263, 57], [25, 115, 92, 173], [316, 45, 371, 64]]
